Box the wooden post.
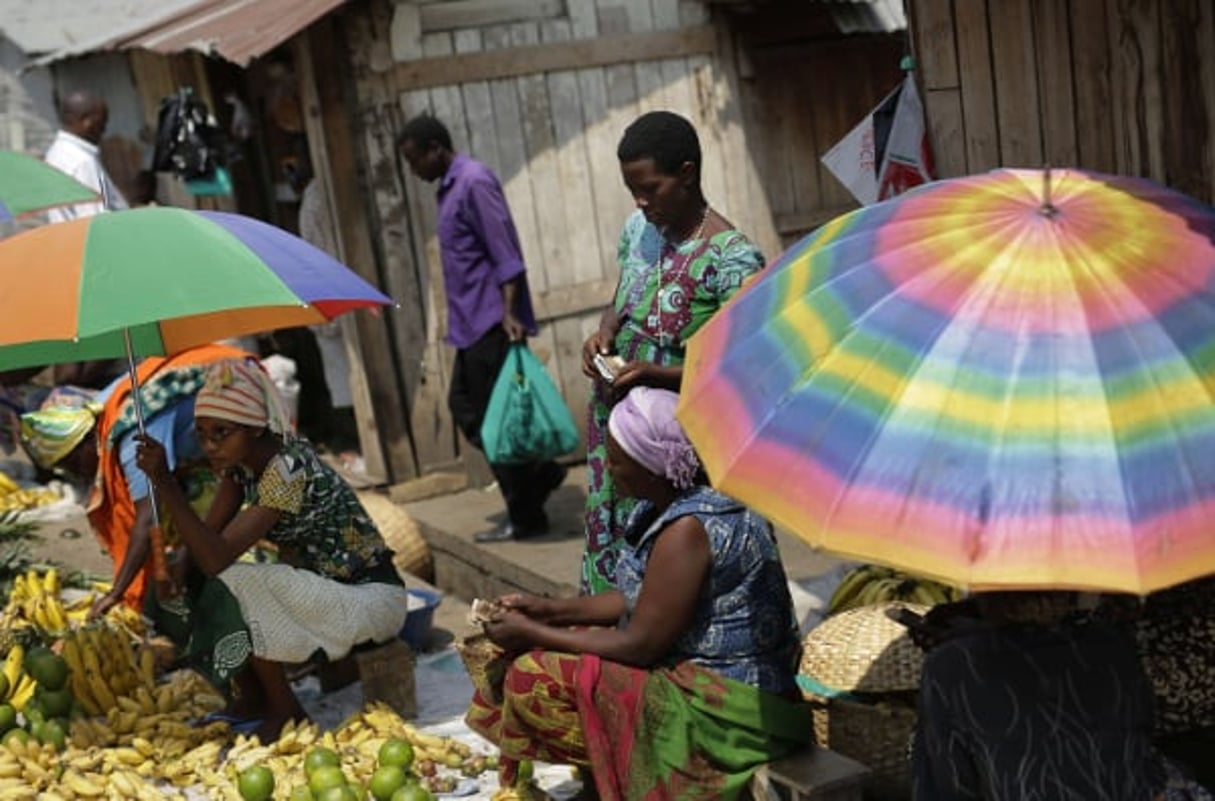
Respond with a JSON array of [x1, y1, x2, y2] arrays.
[[300, 16, 421, 483]]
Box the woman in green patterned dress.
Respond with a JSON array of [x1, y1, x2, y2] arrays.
[[579, 111, 766, 593], [135, 358, 409, 743]]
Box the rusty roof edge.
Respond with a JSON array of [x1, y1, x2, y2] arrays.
[[26, 0, 216, 68]]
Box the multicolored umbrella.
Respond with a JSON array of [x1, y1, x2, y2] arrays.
[[0, 205, 392, 582], [678, 168, 1215, 595], [0, 206, 392, 369], [0, 149, 100, 221]]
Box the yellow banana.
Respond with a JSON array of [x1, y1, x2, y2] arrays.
[[61, 769, 106, 797], [7, 576, 26, 605], [70, 673, 102, 717], [59, 634, 85, 680], [155, 684, 176, 714], [1, 646, 22, 696], [116, 695, 142, 715], [43, 597, 68, 632], [138, 647, 156, 690], [79, 635, 102, 675], [85, 669, 117, 712], [42, 568, 59, 597], [17, 757, 49, 784], [130, 736, 157, 758], [134, 685, 156, 715], [23, 570, 40, 598], [109, 746, 145, 767], [9, 674, 35, 711], [0, 763, 18, 779], [108, 770, 140, 797]]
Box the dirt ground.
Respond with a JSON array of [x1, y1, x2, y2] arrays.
[[24, 507, 112, 578]]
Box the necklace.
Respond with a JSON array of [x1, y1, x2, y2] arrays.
[[649, 205, 711, 347]]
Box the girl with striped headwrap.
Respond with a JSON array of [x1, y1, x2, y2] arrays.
[[135, 358, 409, 743], [20, 344, 248, 615]]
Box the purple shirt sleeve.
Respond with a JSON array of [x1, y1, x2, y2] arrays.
[[437, 155, 539, 348], [463, 175, 527, 285]]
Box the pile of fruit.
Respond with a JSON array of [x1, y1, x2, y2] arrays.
[[0, 473, 59, 513], [0, 567, 516, 800], [827, 564, 963, 615], [229, 708, 512, 801]]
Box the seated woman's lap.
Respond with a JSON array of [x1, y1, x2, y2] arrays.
[[467, 651, 588, 768]]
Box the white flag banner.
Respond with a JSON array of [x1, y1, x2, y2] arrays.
[[821, 73, 934, 206]]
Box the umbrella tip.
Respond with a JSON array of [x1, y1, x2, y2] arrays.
[[1039, 164, 1059, 219]]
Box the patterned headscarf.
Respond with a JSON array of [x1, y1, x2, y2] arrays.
[[193, 359, 291, 435], [607, 387, 701, 489], [20, 404, 100, 468]]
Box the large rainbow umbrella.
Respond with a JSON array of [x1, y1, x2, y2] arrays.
[[0, 206, 392, 369], [678, 168, 1215, 595], [0, 149, 100, 222]]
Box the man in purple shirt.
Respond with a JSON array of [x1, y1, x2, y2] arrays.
[[398, 115, 566, 542]]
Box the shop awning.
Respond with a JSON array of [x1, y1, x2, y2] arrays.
[[31, 0, 348, 68]]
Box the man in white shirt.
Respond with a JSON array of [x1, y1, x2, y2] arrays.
[[44, 90, 129, 388], [45, 91, 129, 222]]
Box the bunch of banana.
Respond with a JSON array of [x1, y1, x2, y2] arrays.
[[52, 670, 230, 797], [102, 599, 148, 639], [0, 735, 61, 798], [0, 476, 59, 513], [58, 623, 158, 717], [3, 569, 70, 633], [828, 564, 962, 615], [0, 644, 36, 711]]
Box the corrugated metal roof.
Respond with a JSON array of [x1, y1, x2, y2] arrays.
[[822, 0, 906, 34], [30, 0, 348, 68], [0, 0, 195, 55], [709, 0, 907, 34]]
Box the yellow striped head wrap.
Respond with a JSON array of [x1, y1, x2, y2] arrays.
[[20, 404, 100, 468]]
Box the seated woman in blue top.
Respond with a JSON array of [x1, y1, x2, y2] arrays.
[[466, 387, 810, 801]]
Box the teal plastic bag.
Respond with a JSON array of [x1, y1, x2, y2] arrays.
[[481, 343, 579, 464]]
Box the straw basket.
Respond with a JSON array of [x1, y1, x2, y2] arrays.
[[808, 697, 916, 801], [799, 602, 927, 801], [357, 491, 433, 582], [799, 602, 926, 693], [355, 638, 417, 719], [455, 633, 510, 705]]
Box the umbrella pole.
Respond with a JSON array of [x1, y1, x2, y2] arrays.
[[1040, 164, 1058, 219], [122, 328, 170, 581]]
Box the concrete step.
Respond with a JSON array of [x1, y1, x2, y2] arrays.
[[401, 466, 845, 608]]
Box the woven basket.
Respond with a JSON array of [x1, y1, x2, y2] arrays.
[[800, 602, 927, 693], [799, 602, 926, 801], [808, 696, 916, 801], [357, 491, 433, 582], [455, 633, 510, 705]]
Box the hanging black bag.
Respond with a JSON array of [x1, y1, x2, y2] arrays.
[[151, 87, 225, 181]]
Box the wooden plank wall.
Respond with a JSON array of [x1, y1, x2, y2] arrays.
[[338, 0, 782, 482], [721, 5, 906, 246], [908, 0, 1215, 203]]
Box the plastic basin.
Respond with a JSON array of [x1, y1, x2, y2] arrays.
[[400, 587, 442, 650]]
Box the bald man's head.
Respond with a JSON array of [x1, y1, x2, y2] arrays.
[[58, 91, 108, 143]]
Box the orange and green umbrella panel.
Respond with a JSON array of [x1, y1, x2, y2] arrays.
[[0, 149, 99, 222], [0, 206, 392, 370]]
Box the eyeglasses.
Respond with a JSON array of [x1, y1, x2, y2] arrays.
[[194, 425, 241, 446]]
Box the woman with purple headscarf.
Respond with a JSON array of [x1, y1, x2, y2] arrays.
[[466, 387, 809, 800]]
